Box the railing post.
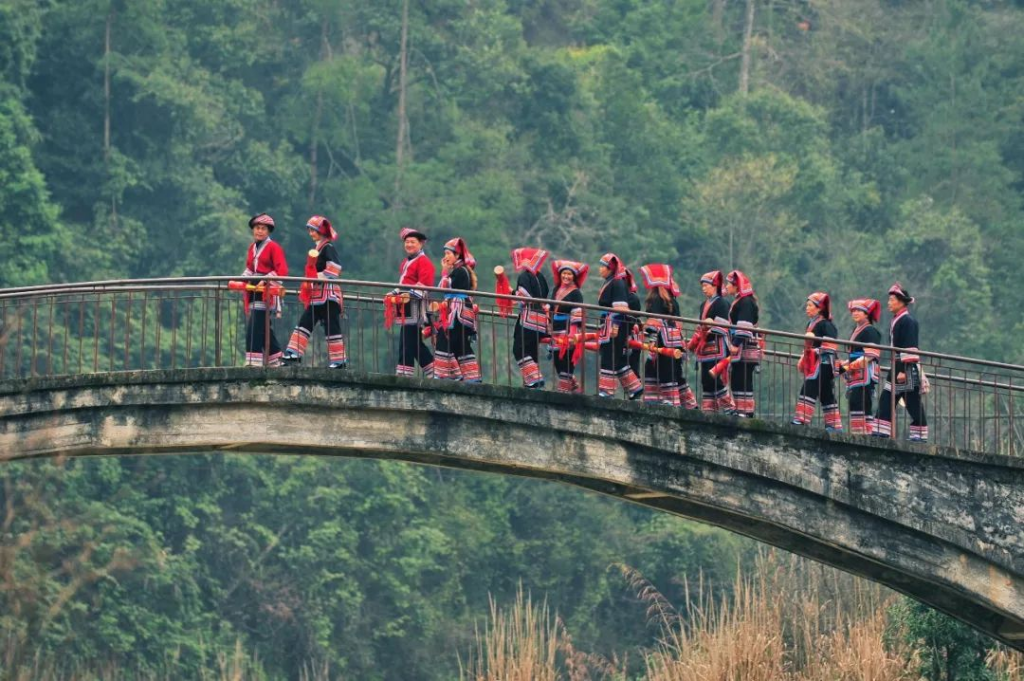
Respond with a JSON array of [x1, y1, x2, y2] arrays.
[[890, 347, 898, 440], [214, 287, 223, 367]]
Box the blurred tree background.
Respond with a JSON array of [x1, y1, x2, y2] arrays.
[[1, 0, 1022, 677]]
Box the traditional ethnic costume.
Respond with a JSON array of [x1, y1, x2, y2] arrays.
[[625, 269, 643, 380], [549, 260, 588, 394], [874, 283, 928, 441], [838, 298, 882, 435], [433, 238, 481, 382], [726, 270, 762, 417], [511, 247, 551, 388], [689, 271, 734, 412], [793, 292, 842, 430], [283, 216, 346, 368], [241, 213, 288, 367], [639, 264, 696, 408], [597, 254, 643, 399], [388, 227, 436, 378]]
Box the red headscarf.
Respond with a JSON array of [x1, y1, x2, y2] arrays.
[[807, 291, 832, 320], [306, 216, 337, 242], [444, 237, 473, 265], [512, 247, 550, 274], [599, 253, 625, 279], [847, 298, 881, 324], [551, 259, 589, 289], [640, 264, 680, 296], [700, 270, 723, 295], [726, 270, 754, 297]]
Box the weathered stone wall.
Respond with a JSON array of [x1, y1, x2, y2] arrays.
[[2, 368, 1024, 648]]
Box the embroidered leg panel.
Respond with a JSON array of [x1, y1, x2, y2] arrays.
[[680, 386, 698, 410], [794, 396, 816, 425], [396, 364, 415, 377], [598, 370, 618, 397], [458, 354, 481, 383], [617, 367, 643, 398], [643, 377, 663, 404], [327, 334, 347, 365], [518, 358, 544, 387], [849, 411, 868, 435], [287, 327, 311, 358], [873, 418, 892, 438], [661, 383, 681, 407], [715, 388, 735, 413], [823, 404, 843, 431]]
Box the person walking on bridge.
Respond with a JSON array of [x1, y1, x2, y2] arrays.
[[793, 292, 842, 431], [689, 271, 734, 412], [596, 253, 643, 399], [510, 247, 551, 388], [282, 216, 346, 368], [386, 227, 436, 378], [432, 237, 481, 382], [549, 259, 587, 393], [836, 298, 882, 435], [725, 270, 762, 418], [241, 213, 288, 367], [874, 283, 928, 442], [639, 264, 695, 408]]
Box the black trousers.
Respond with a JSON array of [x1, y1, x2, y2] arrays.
[[848, 384, 874, 415], [294, 300, 342, 338], [513, 322, 542, 363], [600, 326, 630, 372], [399, 324, 433, 369], [245, 309, 282, 360], [729, 361, 755, 394], [436, 323, 475, 358], [800, 365, 837, 406], [699, 362, 727, 395]]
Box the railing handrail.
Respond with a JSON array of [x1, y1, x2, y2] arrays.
[[1, 276, 1022, 374]]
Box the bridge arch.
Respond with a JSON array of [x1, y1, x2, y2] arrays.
[[2, 367, 1024, 648]]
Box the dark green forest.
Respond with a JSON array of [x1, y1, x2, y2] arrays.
[[2, 0, 1023, 678]]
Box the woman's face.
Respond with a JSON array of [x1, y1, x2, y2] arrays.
[[308, 228, 321, 243], [851, 309, 867, 324], [888, 295, 904, 314], [598, 265, 611, 279], [560, 269, 575, 285], [404, 236, 423, 255], [805, 300, 818, 317], [252, 225, 270, 242], [724, 281, 738, 296], [442, 249, 457, 268], [701, 282, 716, 298]]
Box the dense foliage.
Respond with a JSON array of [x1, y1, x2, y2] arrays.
[[2, 0, 1023, 677]]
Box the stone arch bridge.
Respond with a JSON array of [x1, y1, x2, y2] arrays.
[[1, 368, 1023, 648]]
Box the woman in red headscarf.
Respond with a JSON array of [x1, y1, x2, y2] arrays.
[[689, 271, 734, 412], [282, 216, 346, 368], [241, 213, 288, 367], [836, 298, 882, 435], [510, 247, 551, 388], [793, 292, 841, 430], [549, 260, 587, 393], [639, 264, 696, 408], [596, 253, 643, 399], [725, 270, 761, 417], [433, 237, 480, 382]]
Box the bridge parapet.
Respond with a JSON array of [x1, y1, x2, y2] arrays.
[[1, 277, 1020, 455]]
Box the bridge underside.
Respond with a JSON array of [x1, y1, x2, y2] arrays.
[[2, 368, 1024, 649]]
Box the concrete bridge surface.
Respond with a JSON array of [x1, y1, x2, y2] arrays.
[[1, 368, 1023, 648]]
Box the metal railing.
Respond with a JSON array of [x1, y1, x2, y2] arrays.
[[0, 276, 1020, 457]]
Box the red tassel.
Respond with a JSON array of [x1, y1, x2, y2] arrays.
[[494, 267, 513, 317], [384, 296, 397, 329], [572, 335, 585, 366]]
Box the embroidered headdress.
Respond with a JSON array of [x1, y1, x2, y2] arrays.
[[807, 291, 832, 320], [848, 298, 881, 324], [511, 247, 550, 274], [248, 213, 275, 232], [552, 259, 589, 288], [700, 270, 723, 295], [306, 215, 337, 241], [399, 227, 428, 242], [639, 264, 680, 296], [888, 282, 915, 305], [726, 270, 754, 297]]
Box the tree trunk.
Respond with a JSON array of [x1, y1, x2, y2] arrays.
[[393, 0, 410, 203], [739, 0, 756, 96]]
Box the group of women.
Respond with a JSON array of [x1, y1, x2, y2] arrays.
[[241, 216, 928, 442]]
